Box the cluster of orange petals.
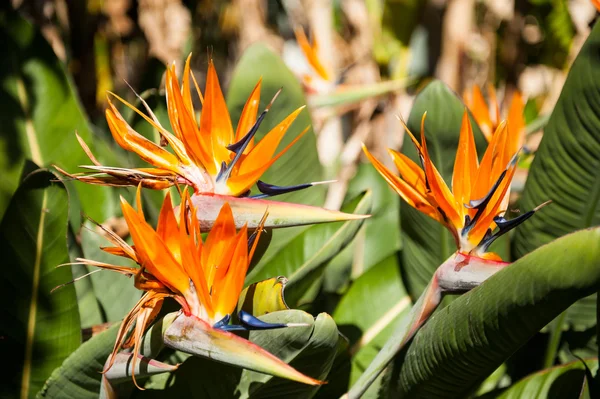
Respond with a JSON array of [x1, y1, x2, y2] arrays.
[[64, 56, 308, 197], [79, 189, 262, 383], [364, 110, 521, 258], [463, 84, 525, 155]]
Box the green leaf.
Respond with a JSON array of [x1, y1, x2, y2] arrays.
[[138, 310, 340, 399], [512, 20, 600, 350], [0, 10, 115, 221], [512, 20, 600, 258], [39, 312, 176, 398], [496, 359, 598, 399], [39, 325, 118, 399], [246, 191, 372, 308], [227, 43, 324, 264], [333, 256, 411, 393], [0, 168, 80, 398], [392, 227, 600, 398], [237, 311, 339, 398], [401, 80, 487, 300], [323, 161, 402, 294], [309, 80, 412, 108], [80, 223, 141, 323]]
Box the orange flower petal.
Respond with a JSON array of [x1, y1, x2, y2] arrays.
[[166, 65, 214, 173], [178, 194, 214, 319], [226, 125, 308, 195], [105, 103, 182, 174], [202, 202, 237, 289], [452, 111, 479, 211], [468, 162, 517, 245], [108, 92, 189, 163], [156, 193, 182, 264], [362, 145, 441, 222], [121, 198, 190, 295], [237, 106, 305, 177], [294, 27, 331, 81], [235, 78, 262, 149], [388, 149, 427, 193], [507, 90, 525, 155], [200, 61, 235, 170], [472, 121, 508, 201], [418, 114, 462, 228], [211, 226, 249, 319], [465, 85, 494, 141]]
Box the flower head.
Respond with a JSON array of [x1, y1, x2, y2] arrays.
[[287, 27, 335, 94], [60, 55, 315, 198], [463, 84, 525, 155], [78, 188, 309, 386], [363, 111, 548, 259]]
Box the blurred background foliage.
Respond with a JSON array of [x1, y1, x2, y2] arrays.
[[1, 0, 600, 398], [2, 0, 598, 220]]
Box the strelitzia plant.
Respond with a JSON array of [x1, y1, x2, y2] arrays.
[[77, 188, 323, 394], [57, 55, 365, 230], [349, 110, 549, 398]]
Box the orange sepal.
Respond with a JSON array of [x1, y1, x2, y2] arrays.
[[211, 226, 249, 319], [417, 114, 462, 228], [120, 197, 190, 296], [235, 78, 262, 149], [203, 202, 237, 288], [362, 145, 441, 222], [200, 61, 235, 170], [294, 27, 331, 81], [105, 101, 181, 174], [225, 124, 309, 195], [465, 85, 494, 141], [237, 106, 305, 176], [452, 111, 479, 210]]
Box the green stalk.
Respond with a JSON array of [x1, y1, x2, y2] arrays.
[[543, 311, 567, 368]]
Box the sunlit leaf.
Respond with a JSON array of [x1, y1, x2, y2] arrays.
[[0, 168, 80, 398]]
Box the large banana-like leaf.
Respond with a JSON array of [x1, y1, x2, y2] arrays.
[[324, 162, 402, 295], [512, 19, 600, 343], [0, 168, 80, 398], [391, 227, 600, 398], [332, 255, 412, 397], [227, 43, 325, 262], [40, 325, 119, 399], [227, 43, 324, 206], [39, 317, 170, 398], [494, 359, 597, 399], [401, 80, 487, 300], [136, 310, 340, 398], [0, 10, 115, 221], [512, 20, 600, 258], [246, 191, 372, 308], [236, 311, 340, 399]]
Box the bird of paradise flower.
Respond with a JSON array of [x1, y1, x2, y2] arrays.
[[348, 111, 551, 397], [75, 188, 323, 390], [57, 54, 367, 230], [364, 111, 545, 260]]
